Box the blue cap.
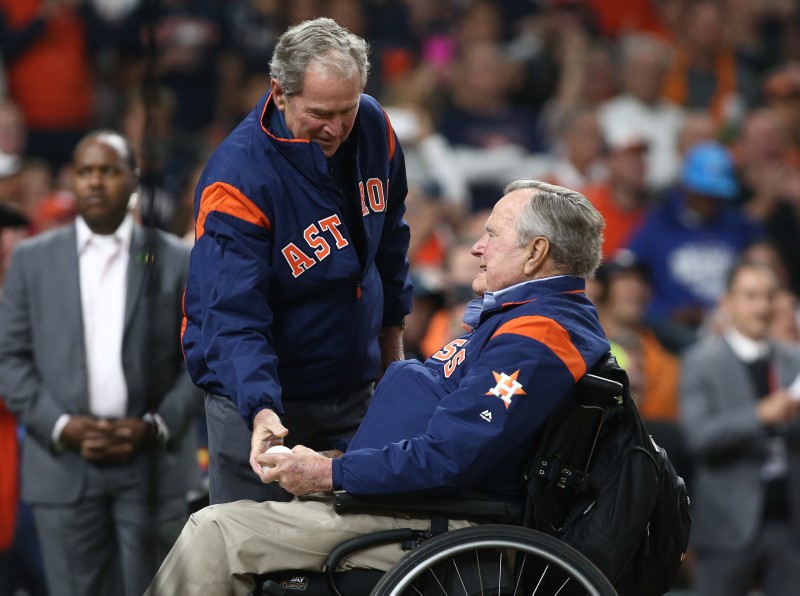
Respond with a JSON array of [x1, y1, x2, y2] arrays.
[[681, 142, 739, 200]]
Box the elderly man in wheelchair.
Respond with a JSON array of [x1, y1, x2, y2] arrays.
[[146, 180, 617, 596]]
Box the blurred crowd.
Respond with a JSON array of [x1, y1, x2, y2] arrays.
[[3, 0, 800, 594]]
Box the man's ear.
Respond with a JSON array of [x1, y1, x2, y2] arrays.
[[523, 236, 550, 276], [271, 79, 287, 112]]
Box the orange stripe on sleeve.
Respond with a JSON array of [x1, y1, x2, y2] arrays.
[[491, 315, 587, 381], [195, 182, 271, 240], [180, 287, 188, 361], [382, 109, 396, 160]]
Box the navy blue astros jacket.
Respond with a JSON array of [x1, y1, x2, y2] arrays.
[[333, 276, 611, 504], [181, 91, 412, 425]]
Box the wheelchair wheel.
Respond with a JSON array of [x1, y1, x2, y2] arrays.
[[370, 525, 617, 596]]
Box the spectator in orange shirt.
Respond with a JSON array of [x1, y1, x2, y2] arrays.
[[0, 0, 94, 171], [581, 129, 650, 259], [662, 1, 760, 126]]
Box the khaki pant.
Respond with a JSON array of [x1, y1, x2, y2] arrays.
[[145, 495, 475, 596]]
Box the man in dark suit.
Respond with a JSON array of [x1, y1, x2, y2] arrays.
[[681, 260, 800, 596], [0, 130, 203, 596]]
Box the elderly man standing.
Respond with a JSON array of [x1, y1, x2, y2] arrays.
[[181, 17, 412, 506], [147, 180, 612, 596]]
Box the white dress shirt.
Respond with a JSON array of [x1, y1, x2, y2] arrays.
[[724, 327, 771, 363], [77, 213, 132, 418]]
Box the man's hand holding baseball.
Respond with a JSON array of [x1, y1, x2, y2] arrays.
[[257, 445, 334, 495], [249, 407, 289, 480]]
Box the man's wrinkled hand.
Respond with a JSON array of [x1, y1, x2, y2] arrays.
[[257, 446, 333, 495], [249, 408, 289, 481]]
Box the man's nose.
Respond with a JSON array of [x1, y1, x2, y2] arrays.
[[471, 236, 485, 256], [325, 118, 343, 137], [88, 170, 104, 185]]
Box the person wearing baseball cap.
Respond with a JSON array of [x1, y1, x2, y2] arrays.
[[621, 141, 764, 351], [682, 141, 740, 200]]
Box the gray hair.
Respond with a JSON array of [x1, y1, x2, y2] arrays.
[[503, 179, 605, 278], [269, 18, 370, 97]]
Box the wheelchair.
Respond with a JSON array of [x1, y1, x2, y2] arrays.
[[254, 370, 624, 596]]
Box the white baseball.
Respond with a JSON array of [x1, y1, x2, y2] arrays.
[[266, 445, 292, 454], [261, 445, 292, 474]]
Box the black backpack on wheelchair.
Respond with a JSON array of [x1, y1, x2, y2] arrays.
[[256, 353, 689, 596], [526, 353, 691, 595]]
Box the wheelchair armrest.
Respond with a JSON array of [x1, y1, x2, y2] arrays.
[[334, 491, 522, 524]]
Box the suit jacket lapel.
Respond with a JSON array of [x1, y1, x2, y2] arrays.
[[49, 225, 89, 400], [125, 223, 148, 334], [720, 339, 758, 404], [57, 225, 84, 341]]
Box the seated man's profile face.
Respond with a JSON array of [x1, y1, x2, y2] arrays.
[[470, 190, 532, 294]]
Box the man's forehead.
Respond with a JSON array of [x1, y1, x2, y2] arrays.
[[483, 212, 495, 231], [95, 134, 129, 161], [491, 192, 525, 221], [733, 270, 777, 291], [77, 134, 129, 164], [300, 62, 361, 93]]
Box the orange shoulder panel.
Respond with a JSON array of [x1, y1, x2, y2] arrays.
[[196, 182, 271, 240], [491, 315, 586, 381]]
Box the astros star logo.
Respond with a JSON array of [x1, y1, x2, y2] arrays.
[[486, 370, 526, 408]]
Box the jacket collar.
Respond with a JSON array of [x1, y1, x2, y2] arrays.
[[463, 275, 586, 330], [254, 90, 349, 180], [262, 91, 294, 140]]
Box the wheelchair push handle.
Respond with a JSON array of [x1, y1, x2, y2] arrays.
[[578, 374, 623, 402]]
